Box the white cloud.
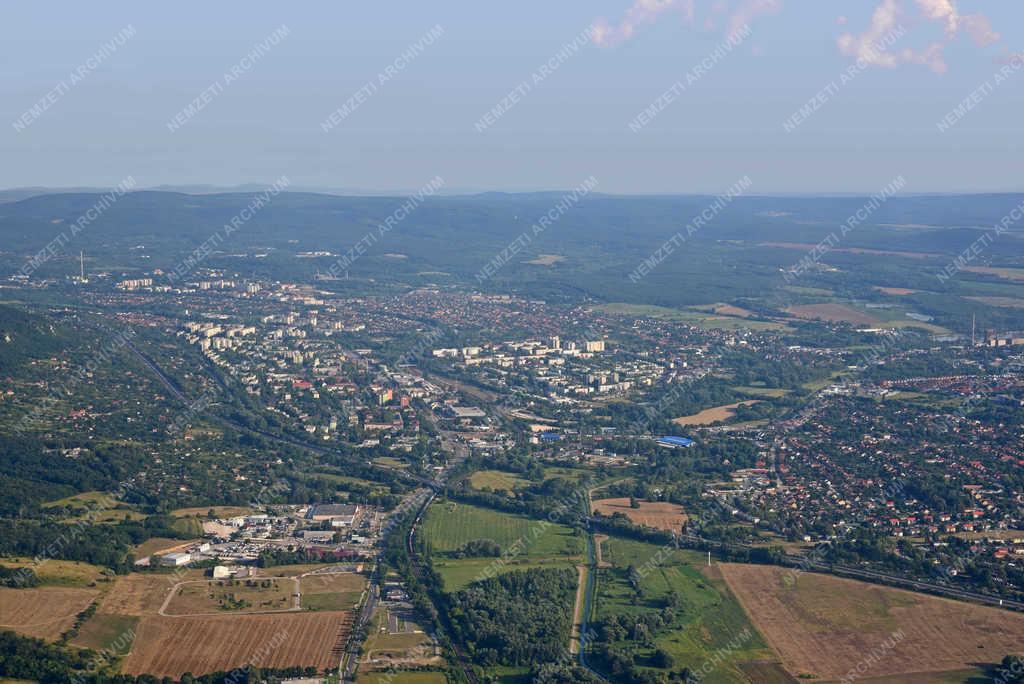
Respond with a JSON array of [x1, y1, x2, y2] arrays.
[[593, 0, 694, 47], [838, 0, 1000, 73], [961, 13, 1000, 47], [725, 0, 780, 41], [593, 0, 999, 70], [914, 0, 958, 37], [837, 0, 901, 69], [594, 0, 780, 47]]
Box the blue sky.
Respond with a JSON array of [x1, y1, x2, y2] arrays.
[[1, 1, 1021, 194]]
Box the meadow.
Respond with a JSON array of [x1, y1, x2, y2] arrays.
[[419, 500, 582, 591], [593, 537, 776, 683], [467, 469, 528, 492]]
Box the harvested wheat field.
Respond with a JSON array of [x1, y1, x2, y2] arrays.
[[786, 303, 882, 327], [673, 400, 761, 426], [97, 573, 184, 616], [591, 498, 687, 533], [122, 611, 354, 678], [718, 563, 1024, 682], [0, 586, 99, 640], [693, 303, 755, 318]]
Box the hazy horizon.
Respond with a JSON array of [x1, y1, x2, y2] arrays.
[[4, 1, 1023, 194]]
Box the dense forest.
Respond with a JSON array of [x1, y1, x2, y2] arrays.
[[0, 516, 191, 571], [446, 567, 577, 667]]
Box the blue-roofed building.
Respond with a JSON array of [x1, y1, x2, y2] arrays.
[[540, 431, 563, 442], [656, 435, 694, 448]]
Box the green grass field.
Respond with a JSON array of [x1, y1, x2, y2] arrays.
[[593, 537, 774, 683], [373, 456, 409, 469], [593, 303, 787, 331], [420, 501, 582, 591], [731, 385, 790, 398], [356, 672, 447, 684], [301, 591, 363, 611], [169, 505, 252, 518], [71, 613, 138, 654], [542, 466, 591, 482], [0, 558, 109, 587], [170, 516, 204, 536], [42, 491, 115, 508], [468, 469, 528, 492]]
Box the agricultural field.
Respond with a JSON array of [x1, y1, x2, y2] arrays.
[[300, 572, 366, 611], [420, 500, 582, 591], [718, 563, 1024, 682], [0, 586, 99, 640], [50, 564, 365, 677], [373, 456, 410, 469], [693, 303, 755, 318], [71, 613, 138, 655], [131, 537, 196, 558], [593, 302, 785, 331], [170, 517, 204, 537], [42, 491, 116, 509], [164, 577, 297, 615], [169, 505, 252, 518], [313, 471, 392, 492], [759, 242, 937, 259], [963, 265, 1024, 281], [0, 558, 109, 587], [42, 492, 149, 525], [543, 466, 592, 482], [593, 537, 777, 683], [468, 469, 528, 492], [966, 296, 1024, 308], [96, 572, 196, 616], [591, 497, 687, 534], [786, 303, 883, 327], [731, 385, 790, 398], [122, 611, 353, 678], [673, 401, 761, 426]]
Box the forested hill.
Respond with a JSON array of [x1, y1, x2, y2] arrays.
[[3, 190, 1024, 258], [3, 190, 1024, 316], [0, 304, 70, 375]]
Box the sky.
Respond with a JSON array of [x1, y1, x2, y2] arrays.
[[1, 0, 1022, 195]]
